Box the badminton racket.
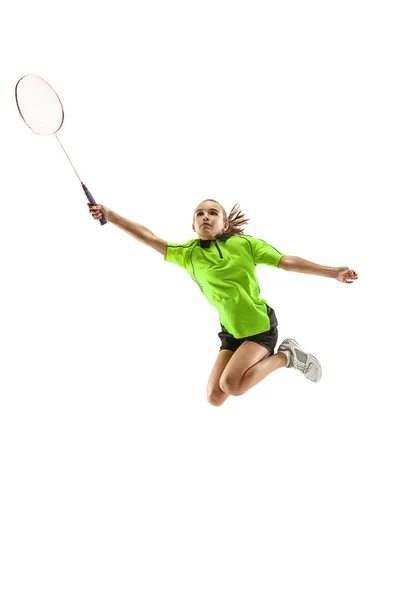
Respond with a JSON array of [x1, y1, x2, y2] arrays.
[[15, 74, 107, 225]]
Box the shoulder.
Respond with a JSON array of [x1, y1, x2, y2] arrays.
[[164, 238, 198, 265], [167, 238, 198, 248]]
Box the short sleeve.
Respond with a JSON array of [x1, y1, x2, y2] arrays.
[[248, 237, 285, 267], [164, 241, 196, 269]]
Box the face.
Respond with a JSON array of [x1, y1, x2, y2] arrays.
[[192, 201, 229, 239]]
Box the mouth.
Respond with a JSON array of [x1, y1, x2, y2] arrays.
[[202, 224, 211, 227]]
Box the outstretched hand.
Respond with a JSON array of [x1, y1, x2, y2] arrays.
[[335, 267, 358, 284]]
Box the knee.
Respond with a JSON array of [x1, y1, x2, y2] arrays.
[[219, 376, 243, 397]]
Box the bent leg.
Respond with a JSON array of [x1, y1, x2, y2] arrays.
[[239, 351, 288, 395], [206, 349, 234, 406], [220, 340, 287, 396]]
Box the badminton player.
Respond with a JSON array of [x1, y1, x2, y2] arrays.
[[88, 200, 358, 406]]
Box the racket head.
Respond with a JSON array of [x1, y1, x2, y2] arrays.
[[15, 74, 64, 135]]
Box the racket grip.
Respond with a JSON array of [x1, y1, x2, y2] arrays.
[[82, 183, 107, 226]]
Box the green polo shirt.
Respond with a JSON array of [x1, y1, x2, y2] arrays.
[[164, 232, 285, 338]]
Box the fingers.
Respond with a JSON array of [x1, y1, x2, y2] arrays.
[[87, 203, 103, 219], [347, 269, 358, 280], [339, 267, 359, 284], [346, 270, 358, 283]]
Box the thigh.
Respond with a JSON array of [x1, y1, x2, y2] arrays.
[[220, 341, 270, 394], [207, 349, 235, 395]]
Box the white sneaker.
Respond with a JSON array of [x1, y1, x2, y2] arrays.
[[278, 338, 322, 383]]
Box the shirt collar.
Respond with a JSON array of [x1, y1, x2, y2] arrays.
[[199, 231, 234, 248]]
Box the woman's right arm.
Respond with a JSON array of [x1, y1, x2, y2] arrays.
[[88, 204, 167, 256]]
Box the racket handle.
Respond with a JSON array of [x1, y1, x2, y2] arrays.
[[82, 183, 107, 226]]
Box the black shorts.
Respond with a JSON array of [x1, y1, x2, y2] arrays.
[[218, 306, 279, 355]]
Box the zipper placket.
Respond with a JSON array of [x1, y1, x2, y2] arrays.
[[214, 241, 223, 259]]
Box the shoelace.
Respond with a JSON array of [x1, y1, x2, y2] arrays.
[[286, 347, 319, 380], [293, 356, 306, 372], [295, 355, 318, 379], [293, 353, 316, 377]]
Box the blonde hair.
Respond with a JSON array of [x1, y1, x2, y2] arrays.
[[195, 199, 250, 236]]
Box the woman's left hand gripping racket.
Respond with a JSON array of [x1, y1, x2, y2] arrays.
[[15, 74, 107, 226]]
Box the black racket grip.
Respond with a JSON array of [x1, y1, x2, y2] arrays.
[[82, 183, 107, 226]]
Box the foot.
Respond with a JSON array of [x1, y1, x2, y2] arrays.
[[278, 338, 322, 383]]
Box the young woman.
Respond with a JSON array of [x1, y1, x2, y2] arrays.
[[88, 200, 358, 407]]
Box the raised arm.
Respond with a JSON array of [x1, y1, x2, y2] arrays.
[[278, 255, 358, 283], [88, 204, 167, 257]]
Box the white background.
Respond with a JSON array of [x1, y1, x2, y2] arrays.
[[1, 1, 399, 599]]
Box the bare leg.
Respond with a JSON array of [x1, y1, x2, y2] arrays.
[[239, 351, 288, 395], [207, 349, 234, 406]]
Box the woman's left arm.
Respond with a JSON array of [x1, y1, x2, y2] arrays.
[[278, 256, 358, 284]]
